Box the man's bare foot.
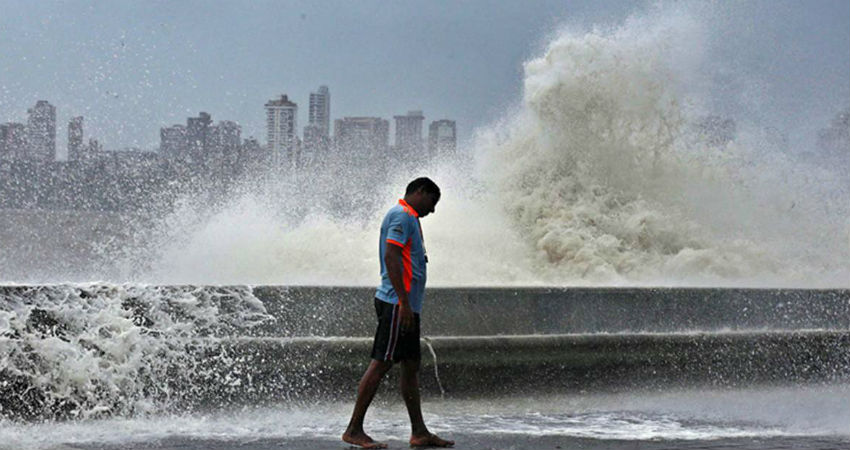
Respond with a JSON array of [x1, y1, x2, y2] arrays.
[[409, 432, 454, 448], [342, 430, 388, 449]]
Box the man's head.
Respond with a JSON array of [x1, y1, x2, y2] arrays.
[[404, 177, 440, 218]]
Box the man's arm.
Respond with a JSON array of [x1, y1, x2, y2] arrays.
[[385, 243, 414, 330]]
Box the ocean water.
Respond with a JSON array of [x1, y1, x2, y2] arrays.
[[1, 387, 848, 450]]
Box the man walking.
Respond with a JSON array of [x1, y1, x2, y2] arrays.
[[343, 177, 454, 449]]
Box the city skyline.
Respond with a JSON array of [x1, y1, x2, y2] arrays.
[[1, 94, 458, 165], [0, 93, 460, 214], [0, 81, 462, 159]]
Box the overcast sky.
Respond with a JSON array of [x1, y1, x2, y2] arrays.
[[0, 1, 847, 157]]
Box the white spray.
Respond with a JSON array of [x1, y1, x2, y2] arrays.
[[130, 7, 848, 288]]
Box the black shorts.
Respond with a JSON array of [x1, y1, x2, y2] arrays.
[[370, 298, 421, 362]]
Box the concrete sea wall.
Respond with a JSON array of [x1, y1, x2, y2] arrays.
[[1, 285, 848, 419], [254, 286, 850, 336]]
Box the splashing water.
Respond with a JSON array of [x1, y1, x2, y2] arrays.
[[1, 387, 848, 449], [0, 284, 271, 420], [478, 11, 786, 285], [0, 6, 845, 287], [122, 7, 848, 288]]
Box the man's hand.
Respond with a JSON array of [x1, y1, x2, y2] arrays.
[[398, 301, 414, 331], [385, 242, 414, 330]]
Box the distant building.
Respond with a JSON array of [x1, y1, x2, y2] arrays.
[[87, 148, 161, 175], [68, 117, 84, 161], [208, 120, 242, 172], [394, 110, 425, 157], [240, 137, 266, 166], [186, 112, 212, 166], [27, 100, 57, 161], [161, 114, 245, 174], [302, 125, 324, 164], [0, 122, 27, 160], [160, 124, 187, 159], [334, 117, 390, 158], [216, 121, 241, 151], [303, 85, 331, 163], [87, 138, 103, 156], [242, 137, 263, 154], [428, 120, 457, 157], [308, 85, 331, 138], [265, 95, 298, 166], [98, 148, 159, 164]]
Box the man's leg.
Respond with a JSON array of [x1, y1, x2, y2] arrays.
[[400, 359, 454, 447], [343, 359, 393, 449]]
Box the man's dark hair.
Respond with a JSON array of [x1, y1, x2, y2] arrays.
[[406, 177, 441, 201]]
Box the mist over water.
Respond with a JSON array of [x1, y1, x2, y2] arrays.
[[117, 6, 848, 288], [0, 4, 845, 287], [472, 7, 849, 287]]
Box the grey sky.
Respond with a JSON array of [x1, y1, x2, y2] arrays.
[[0, 1, 847, 157]]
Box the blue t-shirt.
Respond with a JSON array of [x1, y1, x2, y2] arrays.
[[375, 199, 427, 313]]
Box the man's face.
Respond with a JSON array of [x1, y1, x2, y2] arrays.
[[417, 190, 439, 218]]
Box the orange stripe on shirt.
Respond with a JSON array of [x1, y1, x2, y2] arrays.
[[386, 239, 404, 248], [402, 238, 413, 292]]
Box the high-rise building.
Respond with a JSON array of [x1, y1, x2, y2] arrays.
[[68, 117, 84, 161], [27, 100, 56, 162], [394, 110, 424, 157], [216, 121, 242, 151], [303, 85, 331, 163], [309, 85, 331, 138], [162, 115, 242, 173], [334, 117, 390, 158], [209, 120, 242, 172], [302, 125, 324, 163], [428, 120, 457, 157], [160, 124, 187, 159], [186, 112, 212, 165], [265, 95, 298, 165], [1, 123, 27, 160]]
